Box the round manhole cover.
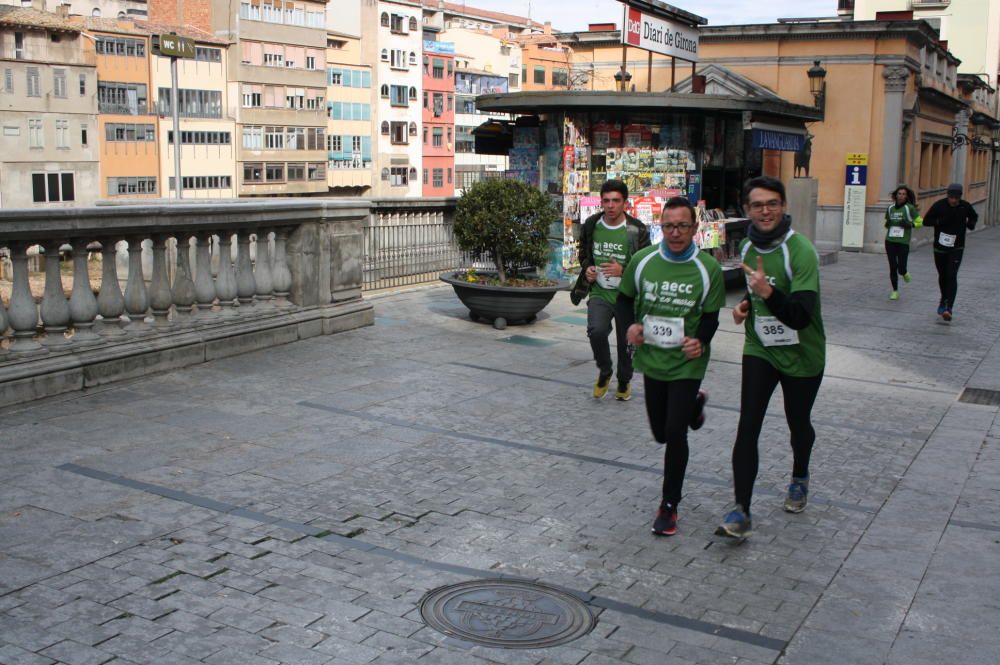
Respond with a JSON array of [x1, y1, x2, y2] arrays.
[[419, 579, 595, 649]]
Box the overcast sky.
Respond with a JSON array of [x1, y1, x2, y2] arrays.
[[460, 0, 836, 30]]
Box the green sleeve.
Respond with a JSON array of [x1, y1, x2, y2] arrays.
[[704, 260, 726, 313], [790, 239, 820, 293], [619, 253, 639, 299]]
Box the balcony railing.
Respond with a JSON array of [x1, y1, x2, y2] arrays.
[[98, 102, 155, 116]]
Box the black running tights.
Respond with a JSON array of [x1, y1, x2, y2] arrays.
[[732, 355, 823, 514], [643, 375, 700, 506], [933, 249, 963, 309], [885, 240, 909, 290]]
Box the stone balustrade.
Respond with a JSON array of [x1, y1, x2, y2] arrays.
[[0, 199, 377, 405]]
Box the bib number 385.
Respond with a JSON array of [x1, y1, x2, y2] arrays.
[[754, 315, 799, 347], [643, 315, 684, 349]]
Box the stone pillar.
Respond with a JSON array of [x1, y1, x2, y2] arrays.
[[787, 178, 819, 243], [952, 108, 971, 188], [880, 66, 910, 203]]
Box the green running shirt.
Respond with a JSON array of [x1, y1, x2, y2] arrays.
[[740, 231, 826, 377], [619, 244, 725, 382], [589, 220, 630, 305], [884, 203, 920, 245]]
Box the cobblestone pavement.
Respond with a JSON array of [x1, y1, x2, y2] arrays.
[[2, 228, 999, 665]]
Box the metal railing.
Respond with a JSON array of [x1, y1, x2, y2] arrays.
[[364, 198, 460, 291]]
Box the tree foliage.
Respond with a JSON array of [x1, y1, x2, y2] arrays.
[[453, 178, 559, 284]]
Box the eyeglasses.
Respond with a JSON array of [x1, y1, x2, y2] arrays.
[[748, 200, 783, 212], [660, 223, 694, 233]]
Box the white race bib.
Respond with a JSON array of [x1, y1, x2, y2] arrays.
[[754, 315, 799, 347], [888, 226, 905, 239], [596, 271, 621, 290], [938, 232, 956, 248], [643, 315, 685, 349]]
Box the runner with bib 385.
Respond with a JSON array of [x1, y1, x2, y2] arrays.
[[716, 176, 826, 541]]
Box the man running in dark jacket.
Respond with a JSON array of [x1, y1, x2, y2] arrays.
[[923, 183, 978, 321]]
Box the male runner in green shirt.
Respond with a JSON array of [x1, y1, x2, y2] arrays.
[[717, 176, 826, 540], [619, 197, 725, 536]]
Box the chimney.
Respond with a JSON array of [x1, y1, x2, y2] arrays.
[[55, 3, 68, 16], [543, 21, 551, 35]]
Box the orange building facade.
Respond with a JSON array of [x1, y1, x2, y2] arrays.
[[422, 40, 455, 196]]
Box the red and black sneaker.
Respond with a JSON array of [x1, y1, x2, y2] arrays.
[[690, 389, 708, 431], [651, 502, 678, 536]]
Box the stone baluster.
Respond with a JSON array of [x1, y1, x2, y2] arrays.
[[272, 227, 293, 309], [7, 242, 45, 355], [40, 240, 72, 348], [235, 230, 257, 311], [123, 237, 151, 334], [149, 234, 173, 327], [68, 238, 100, 345], [171, 234, 196, 325], [0, 291, 7, 347], [214, 232, 238, 317], [96, 240, 126, 337], [253, 229, 274, 307], [193, 233, 216, 323]]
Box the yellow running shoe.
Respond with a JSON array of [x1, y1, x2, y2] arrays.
[[889, 291, 899, 300], [614, 381, 631, 401], [593, 373, 611, 398], [902, 272, 911, 283]]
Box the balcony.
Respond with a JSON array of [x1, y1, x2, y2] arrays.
[[99, 102, 155, 116]]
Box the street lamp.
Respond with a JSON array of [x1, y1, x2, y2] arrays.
[[807, 60, 827, 112], [614, 68, 632, 92]]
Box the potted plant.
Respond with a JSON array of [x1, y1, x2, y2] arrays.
[[441, 178, 569, 329]]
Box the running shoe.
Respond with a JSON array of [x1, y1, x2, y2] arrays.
[[942, 309, 953, 322], [593, 373, 612, 399], [690, 389, 708, 431], [889, 291, 899, 300], [784, 477, 809, 513], [614, 381, 632, 401], [937, 304, 946, 316], [902, 272, 912, 283], [715, 507, 752, 539], [651, 501, 678, 536]]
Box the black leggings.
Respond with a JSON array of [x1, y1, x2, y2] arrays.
[[885, 240, 909, 290], [643, 375, 701, 506], [933, 249, 964, 309], [732, 355, 823, 513]]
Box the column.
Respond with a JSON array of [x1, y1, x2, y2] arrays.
[[952, 108, 971, 187], [272, 227, 293, 309], [880, 66, 910, 202], [253, 229, 274, 307], [68, 238, 100, 344], [40, 240, 72, 348], [193, 232, 216, 323], [214, 232, 238, 316], [7, 242, 45, 354], [235, 230, 257, 310], [171, 234, 196, 325], [123, 237, 151, 334], [96, 239, 127, 337], [149, 234, 173, 327]]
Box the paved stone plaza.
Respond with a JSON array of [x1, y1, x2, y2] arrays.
[[2, 229, 999, 665]]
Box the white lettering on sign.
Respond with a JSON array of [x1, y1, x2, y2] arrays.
[[623, 6, 699, 61]]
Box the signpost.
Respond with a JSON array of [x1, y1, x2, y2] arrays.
[[842, 153, 868, 250], [617, 1, 705, 91], [156, 33, 195, 199]]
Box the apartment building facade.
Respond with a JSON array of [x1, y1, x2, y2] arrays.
[[326, 29, 373, 196], [421, 38, 453, 196], [0, 6, 98, 207]]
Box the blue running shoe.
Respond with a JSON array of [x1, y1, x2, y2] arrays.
[[715, 507, 752, 539], [784, 477, 809, 513], [937, 304, 946, 316], [651, 501, 678, 536]]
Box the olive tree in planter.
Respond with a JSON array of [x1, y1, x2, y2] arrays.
[[440, 178, 569, 329]]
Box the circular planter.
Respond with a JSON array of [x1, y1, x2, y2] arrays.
[[440, 271, 570, 330]]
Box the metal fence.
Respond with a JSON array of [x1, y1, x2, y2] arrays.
[[363, 199, 462, 291]]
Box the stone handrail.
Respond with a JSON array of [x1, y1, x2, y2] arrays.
[[0, 199, 375, 405]]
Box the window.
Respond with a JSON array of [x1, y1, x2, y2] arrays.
[[380, 12, 389, 26], [447, 94, 452, 111], [409, 86, 417, 101], [284, 126, 304, 149], [307, 127, 325, 150], [56, 119, 69, 148], [306, 55, 316, 70], [422, 168, 428, 184], [242, 125, 262, 149], [552, 68, 568, 87], [243, 162, 264, 183], [107, 176, 157, 195], [380, 84, 389, 98], [26, 67, 40, 97], [423, 126, 428, 144], [79, 73, 86, 95], [433, 59, 444, 79], [409, 51, 416, 66], [381, 49, 388, 62], [447, 60, 453, 76], [509, 73, 519, 88], [168, 129, 231, 145], [533, 66, 546, 84], [157, 88, 222, 118], [409, 122, 417, 136], [32, 172, 75, 202], [106, 123, 155, 142], [456, 125, 475, 153], [53, 69, 66, 97], [380, 121, 390, 135], [433, 168, 443, 187], [390, 49, 407, 69], [389, 85, 408, 107], [195, 47, 221, 62], [432, 127, 443, 147], [28, 119, 43, 148], [14, 32, 25, 59], [447, 127, 452, 143], [265, 162, 285, 182], [242, 84, 262, 108], [307, 162, 325, 180], [99, 82, 149, 114], [95, 36, 145, 56], [329, 135, 342, 152], [409, 16, 417, 31], [169, 175, 232, 190], [3, 68, 12, 93], [447, 168, 452, 184], [81, 124, 87, 146], [522, 64, 527, 85], [287, 162, 305, 180], [265, 126, 284, 149], [389, 167, 408, 186], [329, 70, 342, 86], [390, 121, 407, 144], [432, 93, 443, 116], [390, 13, 404, 33]]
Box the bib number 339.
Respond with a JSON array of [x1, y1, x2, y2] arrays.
[[754, 315, 799, 347], [643, 315, 684, 349]]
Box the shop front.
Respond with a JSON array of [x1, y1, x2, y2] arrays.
[[474, 91, 820, 280]]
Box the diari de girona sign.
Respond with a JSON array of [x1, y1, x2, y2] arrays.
[[623, 6, 699, 62]]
